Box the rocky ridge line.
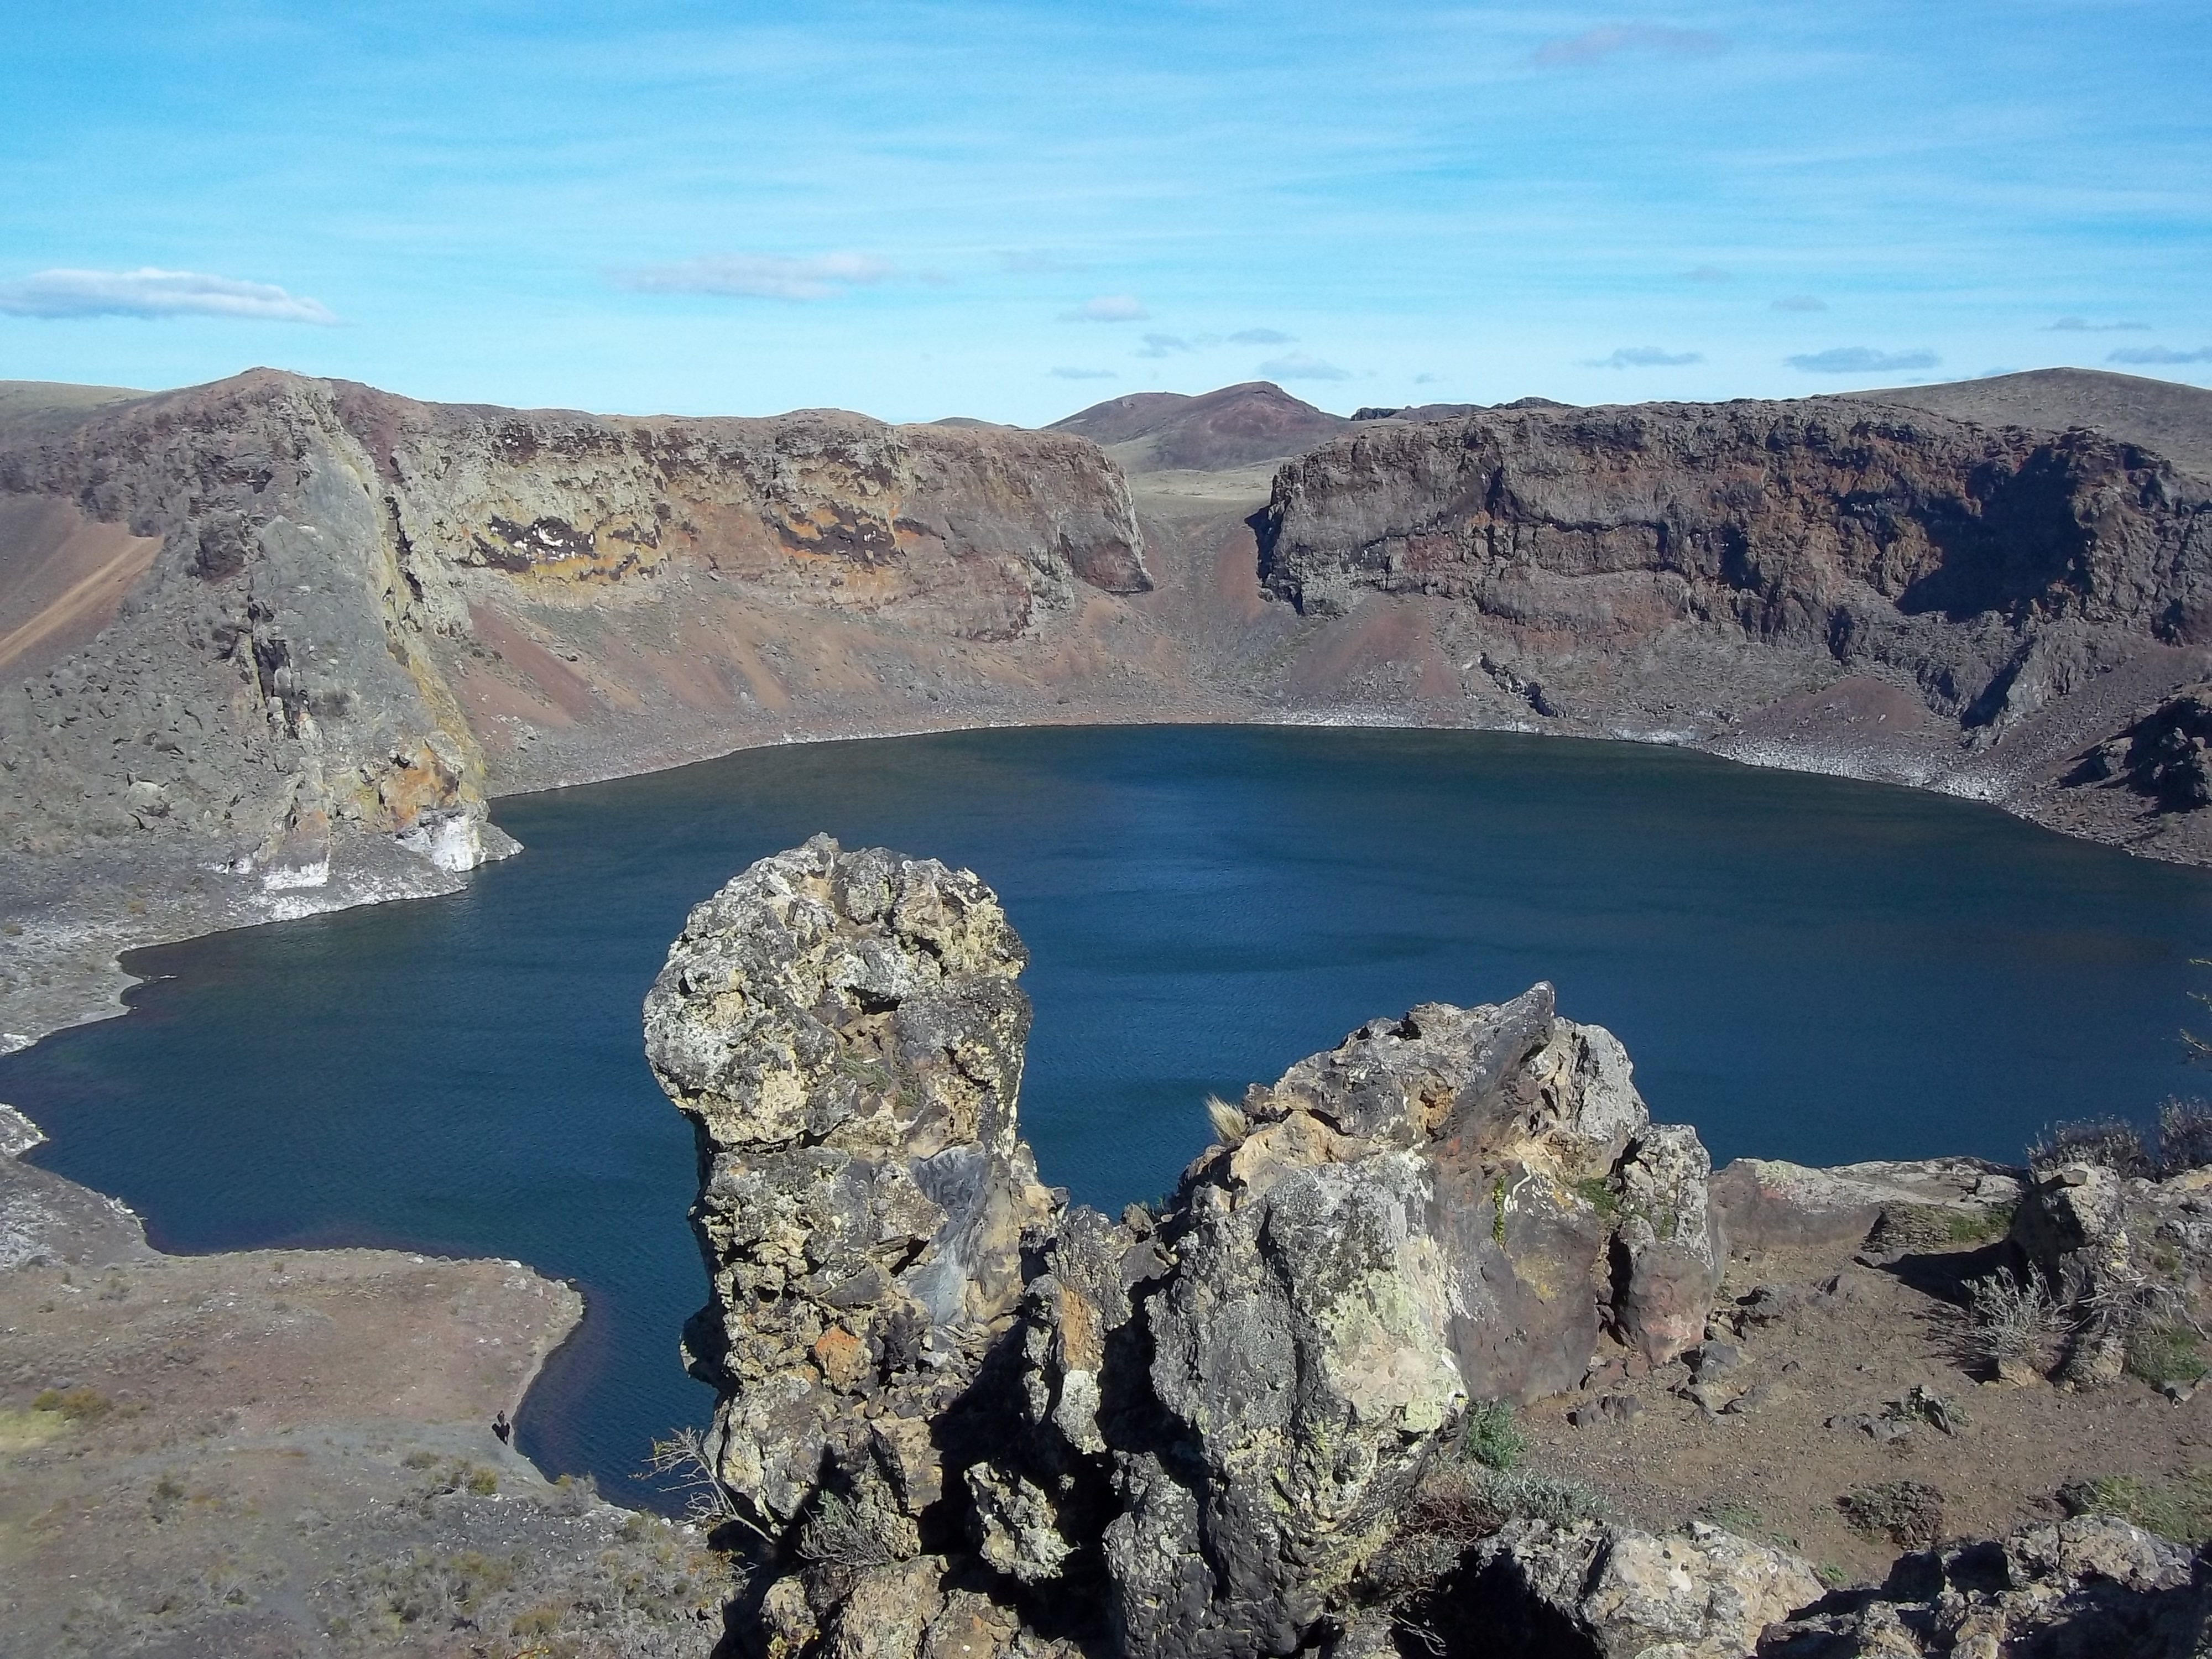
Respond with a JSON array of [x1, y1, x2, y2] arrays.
[[641, 838, 1729, 1657]]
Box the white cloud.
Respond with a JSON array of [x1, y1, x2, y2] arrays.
[[1786, 346, 1939, 373], [1060, 294, 1148, 322], [0, 267, 338, 324], [619, 252, 896, 301], [1048, 366, 1118, 379], [1585, 346, 1703, 368], [2046, 316, 2149, 332], [1227, 327, 1293, 345], [1258, 351, 1350, 382], [1535, 24, 1728, 67], [2108, 346, 2212, 364], [1772, 294, 1828, 312]]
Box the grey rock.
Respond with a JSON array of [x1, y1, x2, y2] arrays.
[[1468, 1517, 1824, 1659], [643, 854, 1728, 1657], [642, 836, 1056, 1527], [1762, 1515, 2208, 1657], [2011, 1159, 2212, 1386], [1708, 1157, 2023, 1255]]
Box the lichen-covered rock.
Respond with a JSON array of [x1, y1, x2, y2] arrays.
[[1464, 1517, 1825, 1659], [645, 849, 1726, 1658], [643, 835, 1056, 1529], [1088, 985, 1724, 1656], [2010, 1160, 2212, 1385], [1760, 1515, 2208, 1656]]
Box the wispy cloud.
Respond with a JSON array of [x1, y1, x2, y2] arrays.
[[1535, 24, 1727, 69], [2108, 345, 2212, 364], [2046, 316, 2150, 332], [1772, 294, 1828, 312], [1135, 332, 1202, 358], [1682, 264, 1731, 284], [1227, 327, 1294, 345], [1412, 373, 1441, 385], [1786, 346, 1939, 373], [1584, 346, 1703, 368], [619, 252, 895, 301], [1060, 294, 1147, 322], [998, 250, 1083, 275], [0, 267, 338, 324], [1258, 351, 1350, 381], [1048, 366, 1118, 379]]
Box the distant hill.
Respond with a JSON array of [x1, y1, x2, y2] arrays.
[[1850, 368, 2212, 479], [1047, 381, 1347, 473]]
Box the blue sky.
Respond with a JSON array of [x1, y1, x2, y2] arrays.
[[3, 1, 2208, 423]]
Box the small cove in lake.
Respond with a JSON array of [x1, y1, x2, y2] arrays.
[[9, 723, 2212, 1506]]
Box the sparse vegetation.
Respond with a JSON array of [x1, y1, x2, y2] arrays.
[[2126, 1323, 2210, 1389], [1958, 1268, 2067, 1375], [1697, 1498, 1799, 1551], [2030, 1117, 2153, 1178], [32, 1386, 113, 1421], [2061, 1471, 2212, 1545], [1458, 1400, 1525, 1473], [1205, 1094, 1251, 1147], [1569, 1175, 1620, 1219]]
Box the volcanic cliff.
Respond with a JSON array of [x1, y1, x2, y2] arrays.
[[8, 368, 2212, 1047]]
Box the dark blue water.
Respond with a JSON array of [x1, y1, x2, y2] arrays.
[[8, 725, 2212, 1506]]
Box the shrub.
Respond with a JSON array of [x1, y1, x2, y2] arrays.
[[2030, 1117, 2152, 1178], [1838, 1480, 1944, 1550], [1958, 1269, 2066, 1374], [466, 1466, 498, 1496], [1458, 1400, 1525, 1473], [799, 1490, 893, 1572], [1479, 1470, 1612, 1528], [2126, 1324, 2210, 1389], [2159, 1098, 2212, 1175], [1204, 1095, 1251, 1147], [31, 1387, 112, 1421]]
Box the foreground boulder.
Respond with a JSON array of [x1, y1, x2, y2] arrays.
[[1760, 1515, 2209, 1656], [644, 840, 1725, 1657], [1455, 1519, 1824, 1659]]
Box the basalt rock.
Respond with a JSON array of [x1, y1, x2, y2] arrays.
[[1449, 1517, 1825, 1659], [645, 843, 1725, 1658], [1759, 1515, 2210, 1657], [642, 835, 1055, 1534], [2009, 1158, 2212, 1387], [0, 371, 1149, 1039]]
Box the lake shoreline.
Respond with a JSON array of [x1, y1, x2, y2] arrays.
[[3, 703, 2202, 1063]]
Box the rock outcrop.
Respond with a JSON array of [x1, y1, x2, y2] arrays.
[[1453, 1518, 1825, 1659], [2010, 1152, 2212, 1387], [1709, 1157, 2024, 1255], [17, 368, 2212, 1058], [1761, 1515, 2209, 1657], [1258, 399, 2212, 809], [643, 841, 1726, 1658], [0, 371, 1152, 1044]]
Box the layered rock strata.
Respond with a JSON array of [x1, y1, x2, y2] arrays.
[[1259, 400, 2212, 814], [0, 371, 1151, 1043], [643, 840, 1724, 1658]]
